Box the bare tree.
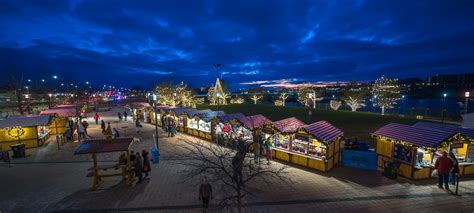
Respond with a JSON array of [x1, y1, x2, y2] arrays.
[[170, 138, 289, 212], [9, 72, 25, 115], [250, 95, 262, 105], [279, 90, 289, 106]]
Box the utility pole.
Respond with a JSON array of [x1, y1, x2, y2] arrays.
[[442, 93, 447, 123], [465, 91, 470, 114], [153, 94, 159, 148]]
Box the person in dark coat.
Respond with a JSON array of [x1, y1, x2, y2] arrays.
[[134, 153, 144, 184], [448, 152, 460, 185], [123, 111, 128, 121], [142, 150, 151, 178], [199, 176, 213, 209], [435, 151, 453, 190], [101, 120, 106, 133]]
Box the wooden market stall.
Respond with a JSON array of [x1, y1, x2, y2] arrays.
[[74, 137, 135, 190], [266, 117, 306, 162], [185, 109, 212, 137], [190, 110, 225, 141], [130, 102, 151, 122], [372, 123, 472, 179], [40, 106, 79, 135], [148, 106, 171, 127], [0, 115, 52, 150], [413, 122, 474, 175], [168, 108, 197, 132], [214, 113, 246, 145]]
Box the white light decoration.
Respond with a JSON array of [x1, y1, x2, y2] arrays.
[[345, 96, 366, 112], [330, 100, 342, 110], [371, 75, 401, 115]]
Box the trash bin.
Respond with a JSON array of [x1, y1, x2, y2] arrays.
[[151, 146, 160, 163], [10, 144, 26, 158], [383, 160, 400, 179]]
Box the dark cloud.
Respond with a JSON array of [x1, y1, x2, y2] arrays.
[[0, 0, 473, 89]]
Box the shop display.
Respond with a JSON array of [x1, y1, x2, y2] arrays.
[[198, 121, 211, 133]]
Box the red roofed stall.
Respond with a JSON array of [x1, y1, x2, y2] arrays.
[[40, 106, 79, 135], [372, 123, 471, 179]]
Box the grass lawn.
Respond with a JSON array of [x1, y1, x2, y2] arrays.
[[197, 104, 419, 147]]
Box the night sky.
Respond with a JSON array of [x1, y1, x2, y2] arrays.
[[1, 0, 473, 90]]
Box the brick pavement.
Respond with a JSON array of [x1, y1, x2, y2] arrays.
[[0, 107, 473, 212]]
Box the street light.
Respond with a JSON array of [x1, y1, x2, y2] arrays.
[[465, 92, 470, 114], [442, 93, 447, 123], [48, 93, 53, 109], [52, 75, 58, 79], [86, 81, 89, 85], [24, 94, 30, 114], [152, 94, 159, 148], [27, 79, 31, 82], [41, 79, 45, 82]]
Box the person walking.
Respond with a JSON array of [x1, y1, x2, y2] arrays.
[[199, 176, 213, 209], [435, 151, 453, 190], [64, 127, 72, 142], [101, 120, 106, 133], [253, 141, 260, 163], [93, 113, 100, 125], [133, 153, 144, 184], [118, 112, 123, 121], [82, 120, 90, 137], [123, 111, 128, 121], [448, 152, 460, 185], [265, 136, 273, 164], [119, 152, 128, 180], [135, 119, 142, 133], [113, 128, 120, 138], [104, 122, 113, 140], [142, 150, 151, 178], [78, 122, 86, 140]]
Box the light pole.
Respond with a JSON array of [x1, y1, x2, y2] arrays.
[[216, 92, 220, 110], [401, 95, 406, 115], [24, 94, 30, 114], [48, 93, 52, 109], [465, 92, 470, 114], [153, 94, 159, 148], [442, 93, 447, 123]]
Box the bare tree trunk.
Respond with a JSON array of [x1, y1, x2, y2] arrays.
[[381, 106, 385, 115], [237, 186, 242, 213]]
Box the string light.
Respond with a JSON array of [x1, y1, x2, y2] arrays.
[[371, 75, 401, 115], [7, 126, 25, 138]]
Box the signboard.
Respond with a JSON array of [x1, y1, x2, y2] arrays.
[[294, 133, 309, 141], [341, 149, 377, 171], [450, 142, 464, 149], [393, 144, 413, 164], [262, 127, 274, 134]]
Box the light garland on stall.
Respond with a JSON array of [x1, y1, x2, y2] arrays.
[[7, 126, 25, 138]]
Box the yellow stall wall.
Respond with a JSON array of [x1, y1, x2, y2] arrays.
[[376, 139, 393, 157], [49, 117, 67, 135], [0, 126, 39, 150], [291, 154, 308, 167], [414, 168, 431, 179], [308, 158, 325, 171]]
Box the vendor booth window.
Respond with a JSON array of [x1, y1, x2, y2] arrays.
[[308, 140, 327, 158], [466, 144, 474, 162], [274, 134, 289, 149], [393, 144, 413, 164], [292, 139, 308, 154], [450, 143, 469, 162], [178, 116, 184, 126], [198, 121, 211, 133], [415, 148, 433, 168], [188, 118, 198, 129]]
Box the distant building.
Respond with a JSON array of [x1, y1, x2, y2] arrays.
[[427, 73, 474, 90]]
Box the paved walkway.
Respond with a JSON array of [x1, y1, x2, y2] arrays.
[[0, 107, 473, 212]]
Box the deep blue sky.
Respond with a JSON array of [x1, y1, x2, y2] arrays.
[[1, 0, 473, 89]]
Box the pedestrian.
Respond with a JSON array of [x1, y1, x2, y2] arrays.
[[198, 176, 213, 209], [448, 152, 460, 185], [82, 120, 90, 136], [113, 128, 120, 138], [64, 127, 72, 142], [104, 122, 112, 140], [135, 119, 142, 133], [119, 152, 127, 180], [123, 111, 128, 121], [130, 150, 136, 162], [101, 120, 106, 133], [93, 113, 100, 125], [253, 141, 260, 163], [134, 152, 144, 184], [78, 122, 86, 139], [435, 151, 453, 190], [118, 112, 122, 121], [142, 150, 151, 178], [265, 136, 273, 164]]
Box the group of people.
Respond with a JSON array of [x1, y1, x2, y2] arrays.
[[162, 116, 177, 137], [434, 151, 460, 190], [252, 133, 273, 165], [117, 111, 129, 121], [119, 150, 151, 184], [63, 118, 90, 142]]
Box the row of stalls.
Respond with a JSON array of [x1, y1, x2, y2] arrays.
[[134, 105, 344, 172], [373, 122, 474, 179]]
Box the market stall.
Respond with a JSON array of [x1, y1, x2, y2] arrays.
[[149, 106, 171, 127], [0, 115, 52, 150], [130, 102, 151, 122], [412, 122, 474, 175], [267, 117, 306, 162], [40, 106, 79, 135], [214, 113, 246, 145], [168, 108, 200, 132], [190, 111, 225, 141], [372, 123, 472, 179], [185, 109, 212, 138], [74, 137, 135, 190]]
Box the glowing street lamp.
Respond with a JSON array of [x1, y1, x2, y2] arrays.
[[52, 75, 58, 79], [86, 81, 89, 85], [27, 79, 31, 82], [41, 79, 45, 82], [465, 91, 470, 114], [442, 93, 447, 123]]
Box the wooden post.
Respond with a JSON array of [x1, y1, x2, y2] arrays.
[[126, 151, 133, 186], [92, 153, 99, 190]]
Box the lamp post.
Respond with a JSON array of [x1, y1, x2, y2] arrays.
[[48, 93, 52, 109], [401, 95, 406, 115], [216, 92, 221, 111], [24, 94, 30, 114], [153, 94, 159, 148], [465, 91, 470, 114], [442, 93, 447, 123]]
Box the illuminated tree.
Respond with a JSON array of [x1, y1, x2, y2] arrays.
[[371, 76, 400, 115], [207, 87, 216, 105], [250, 95, 262, 105], [220, 92, 230, 105], [330, 100, 342, 110], [274, 100, 284, 106], [297, 87, 322, 108], [230, 96, 245, 104], [155, 82, 198, 107], [342, 89, 368, 112], [279, 90, 289, 106]]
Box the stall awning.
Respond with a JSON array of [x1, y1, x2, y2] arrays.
[[272, 117, 305, 133], [0, 115, 51, 128], [219, 113, 246, 123], [304, 121, 343, 143], [170, 108, 195, 116], [237, 114, 272, 130], [74, 137, 134, 155], [372, 123, 455, 148], [199, 111, 226, 122], [188, 109, 212, 118], [40, 107, 78, 117], [130, 102, 151, 109], [413, 121, 474, 138]]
